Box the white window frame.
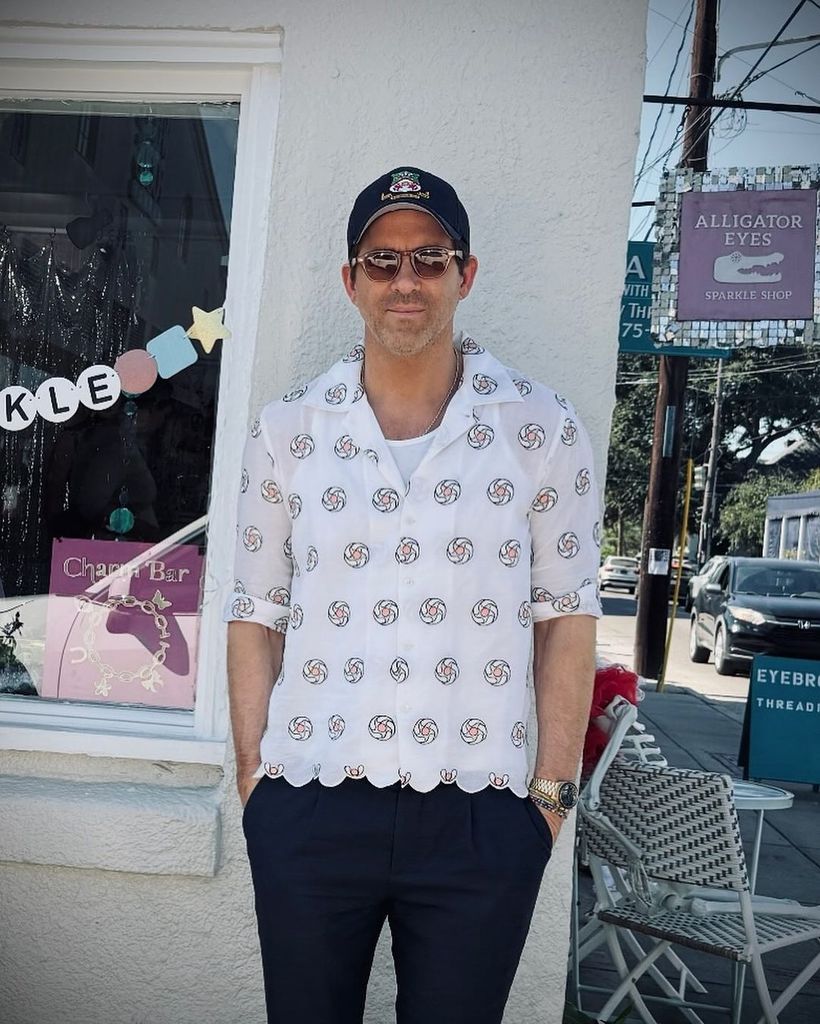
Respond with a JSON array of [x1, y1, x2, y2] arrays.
[[0, 26, 282, 763]]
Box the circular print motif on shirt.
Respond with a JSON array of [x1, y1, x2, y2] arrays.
[[413, 718, 439, 745], [290, 604, 304, 629], [334, 434, 360, 459], [471, 599, 498, 626], [487, 478, 514, 505], [288, 716, 313, 740], [328, 715, 345, 741], [325, 383, 347, 405], [575, 468, 591, 495], [322, 486, 347, 512], [372, 487, 400, 513], [328, 601, 351, 627], [472, 373, 497, 395], [395, 537, 420, 564], [518, 601, 533, 627], [234, 579, 246, 594], [373, 600, 399, 625], [517, 423, 546, 450], [306, 546, 319, 572], [555, 393, 569, 410], [561, 418, 578, 446], [250, 417, 261, 438], [288, 493, 302, 519], [460, 718, 488, 745], [511, 721, 526, 748], [531, 586, 552, 604], [419, 598, 447, 624], [261, 479, 283, 503], [369, 715, 396, 741], [553, 591, 581, 613], [440, 768, 458, 783], [243, 526, 262, 552], [344, 657, 364, 683], [435, 657, 460, 685], [557, 532, 580, 559], [593, 520, 602, 547], [283, 536, 293, 559], [467, 423, 494, 449], [290, 433, 315, 458], [240, 469, 249, 493], [461, 335, 484, 354], [434, 479, 461, 505], [283, 384, 308, 403], [514, 378, 532, 396], [231, 595, 254, 618], [390, 658, 410, 683], [303, 659, 328, 684], [446, 537, 473, 564], [531, 487, 558, 513], [266, 586, 290, 605], [498, 539, 521, 567], [343, 343, 365, 363], [488, 772, 509, 788], [344, 541, 370, 568], [483, 659, 511, 686]]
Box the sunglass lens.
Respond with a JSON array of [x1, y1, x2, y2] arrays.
[[363, 251, 400, 281], [413, 248, 450, 278]]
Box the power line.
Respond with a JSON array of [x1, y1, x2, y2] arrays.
[[635, 0, 696, 188]]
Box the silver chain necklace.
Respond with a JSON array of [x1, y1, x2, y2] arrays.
[[360, 347, 463, 436]]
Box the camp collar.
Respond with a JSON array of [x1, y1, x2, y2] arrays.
[[298, 333, 525, 413]]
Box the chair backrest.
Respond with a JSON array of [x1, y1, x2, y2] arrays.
[[582, 696, 638, 811], [617, 717, 668, 768], [581, 762, 749, 894]]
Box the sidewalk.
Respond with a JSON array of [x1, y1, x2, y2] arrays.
[[571, 683, 820, 1023]]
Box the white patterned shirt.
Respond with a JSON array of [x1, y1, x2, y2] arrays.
[[224, 335, 602, 796]]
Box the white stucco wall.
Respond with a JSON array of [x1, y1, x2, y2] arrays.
[[0, 2, 647, 1022]]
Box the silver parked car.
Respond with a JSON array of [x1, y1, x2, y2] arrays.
[[598, 556, 639, 594]]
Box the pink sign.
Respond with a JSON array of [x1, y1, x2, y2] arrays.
[[677, 189, 817, 321], [42, 537, 204, 708]]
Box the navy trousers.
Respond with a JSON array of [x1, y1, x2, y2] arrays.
[[242, 775, 553, 1024]]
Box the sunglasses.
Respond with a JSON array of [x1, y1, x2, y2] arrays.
[[350, 246, 463, 283]]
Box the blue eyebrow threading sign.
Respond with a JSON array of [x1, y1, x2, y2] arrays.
[[747, 655, 820, 785]]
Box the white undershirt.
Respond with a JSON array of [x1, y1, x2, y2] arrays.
[[386, 433, 436, 487]]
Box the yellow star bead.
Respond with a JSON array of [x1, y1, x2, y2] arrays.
[[186, 306, 231, 354]]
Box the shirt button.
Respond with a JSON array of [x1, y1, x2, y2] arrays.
[[403, 642, 414, 651], [404, 577, 414, 586], [401, 703, 411, 712]]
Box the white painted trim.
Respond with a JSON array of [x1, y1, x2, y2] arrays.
[[0, 725, 225, 764], [0, 26, 283, 66], [0, 27, 280, 765]]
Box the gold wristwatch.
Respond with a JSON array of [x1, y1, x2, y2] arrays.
[[527, 778, 579, 819]]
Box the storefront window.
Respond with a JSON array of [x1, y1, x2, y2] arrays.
[[783, 517, 800, 559], [766, 518, 782, 558], [0, 99, 238, 710], [805, 515, 820, 562]]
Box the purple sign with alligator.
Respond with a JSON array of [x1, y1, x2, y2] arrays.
[[677, 189, 817, 321]]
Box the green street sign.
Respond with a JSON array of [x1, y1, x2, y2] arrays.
[[619, 241, 730, 358]]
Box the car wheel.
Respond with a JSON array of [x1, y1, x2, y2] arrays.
[[689, 616, 709, 663], [713, 623, 741, 676]]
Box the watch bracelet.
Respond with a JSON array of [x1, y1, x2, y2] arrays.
[[527, 791, 570, 819]]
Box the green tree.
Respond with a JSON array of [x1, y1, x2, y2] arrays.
[[717, 470, 801, 554]]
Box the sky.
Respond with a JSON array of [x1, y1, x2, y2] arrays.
[[630, 0, 820, 239]]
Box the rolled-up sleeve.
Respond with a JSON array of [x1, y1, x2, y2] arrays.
[[528, 404, 603, 621], [223, 411, 293, 632]]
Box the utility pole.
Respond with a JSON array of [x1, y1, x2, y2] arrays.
[[697, 356, 724, 564], [634, 0, 718, 679]]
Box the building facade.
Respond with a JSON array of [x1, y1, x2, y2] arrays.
[[0, 3, 647, 1022]]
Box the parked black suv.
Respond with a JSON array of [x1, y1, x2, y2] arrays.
[[689, 557, 820, 675]]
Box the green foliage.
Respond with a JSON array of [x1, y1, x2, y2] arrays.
[[717, 471, 801, 554]]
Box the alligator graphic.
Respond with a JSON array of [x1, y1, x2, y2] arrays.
[[713, 250, 783, 283]]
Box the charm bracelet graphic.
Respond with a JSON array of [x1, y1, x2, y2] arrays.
[[77, 589, 172, 697]]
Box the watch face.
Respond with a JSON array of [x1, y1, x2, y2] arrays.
[[558, 781, 578, 809]]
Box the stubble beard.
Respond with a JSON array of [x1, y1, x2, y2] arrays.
[[363, 295, 455, 359]]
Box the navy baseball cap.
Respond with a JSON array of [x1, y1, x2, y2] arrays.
[[347, 167, 470, 259]]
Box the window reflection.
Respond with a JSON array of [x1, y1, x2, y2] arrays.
[[0, 99, 239, 709]]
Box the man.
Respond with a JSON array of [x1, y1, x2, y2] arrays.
[[225, 167, 601, 1024]]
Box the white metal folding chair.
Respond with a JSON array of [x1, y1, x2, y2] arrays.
[[579, 761, 820, 1024], [570, 697, 708, 1020]]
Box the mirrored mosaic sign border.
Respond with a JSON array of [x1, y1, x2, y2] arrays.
[[651, 165, 820, 349]]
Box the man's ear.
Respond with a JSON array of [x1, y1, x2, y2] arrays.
[[459, 254, 479, 300], [341, 262, 357, 303]]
